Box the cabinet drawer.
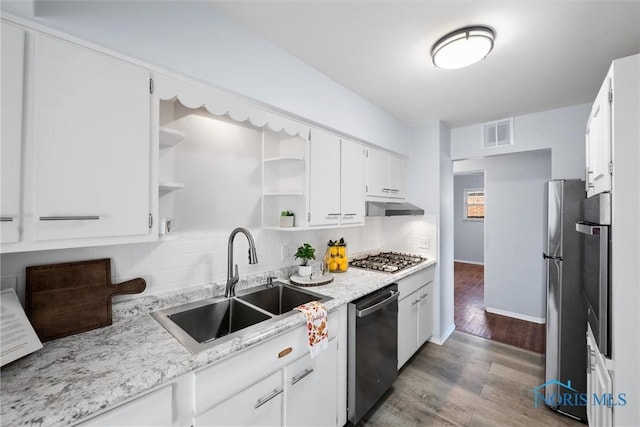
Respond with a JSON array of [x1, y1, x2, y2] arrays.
[[195, 370, 283, 427], [194, 311, 338, 413], [397, 266, 434, 299]]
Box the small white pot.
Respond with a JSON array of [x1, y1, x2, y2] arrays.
[[298, 265, 312, 276], [280, 216, 294, 227]]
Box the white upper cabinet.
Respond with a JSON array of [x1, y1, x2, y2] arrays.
[[308, 129, 365, 228], [586, 74, 612, 198], [340, 138, 366, 225], [308, 129, 341, 227], [388, 154, 408, 199], [366, 147, 407, 199], [31, 34, 151, 242], [1, 23, 25, 243]]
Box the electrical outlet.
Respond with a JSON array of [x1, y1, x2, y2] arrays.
[[1, 276, 17, 292], [281, 245, 293, 262], [418, 238, 430, 250]]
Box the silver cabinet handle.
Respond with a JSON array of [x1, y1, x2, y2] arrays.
[[419, 293, 429, 299], [0, 217, 13, 222], [327, 213, 341, 217], [40, 216, 100, 221], [390, 189, 400, 193], [343, 213, 356, 217], [254, 387, 283, 409], [411, 299, 420, 306], [291, 368, 314, 385], [382, 188, 392, 193]]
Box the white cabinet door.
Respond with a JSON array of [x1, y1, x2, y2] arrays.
[[79, 385, 173, 427], [284, 339, 338, 426], [366, 148, 407, 199], [397, 292, 419, 369], [388, 154, 407, 199], [1, 23, 25, 243], [196, 370, 283, 427], [32, 34, 150, 241], [366, 147, 389, 198], [417, 283, 433, 346], [586, 75, 612, 198], [340, 139, 365, 225], [308, 129, 341, 226]]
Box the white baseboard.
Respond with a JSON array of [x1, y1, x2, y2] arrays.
[[429, 322, 456, 345], [485, 306, 546, 324], [454, 259, 484, 265]]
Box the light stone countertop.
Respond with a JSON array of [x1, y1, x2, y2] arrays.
[[0, 259, 436, 427]]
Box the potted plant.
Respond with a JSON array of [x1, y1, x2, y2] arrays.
[[280, 210, 295, 227], [294, 243, 315, 276]]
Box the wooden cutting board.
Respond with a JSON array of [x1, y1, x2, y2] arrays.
[[25, 258, 146, 342]]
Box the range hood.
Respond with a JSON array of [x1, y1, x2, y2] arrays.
[[366, 201, 425, 217]]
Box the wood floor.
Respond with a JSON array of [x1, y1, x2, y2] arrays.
[[361, 332, 583, 427], [454, 262, 546, 354]]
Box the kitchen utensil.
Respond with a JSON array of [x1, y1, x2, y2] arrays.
[[25, 258, 146, 341]]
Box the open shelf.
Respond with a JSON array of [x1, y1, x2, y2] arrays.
[[159, 181, 185, 193], [263, 226, 305, 232], [263, 192, 304, 197], [159, 126, 185, 148], [263, 156, 305, 163]]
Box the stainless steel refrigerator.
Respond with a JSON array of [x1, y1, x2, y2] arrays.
[[543, 180, 586, 421]]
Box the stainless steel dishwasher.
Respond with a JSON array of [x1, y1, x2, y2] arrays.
[[347, 283, 399, 425]]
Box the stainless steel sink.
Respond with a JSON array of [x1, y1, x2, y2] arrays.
[[151, 281, 332, 354], [237, 282, 330, 315], [168, 298, 271, 343]]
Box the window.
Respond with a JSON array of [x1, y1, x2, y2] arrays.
[[464, 188, 485, 220]]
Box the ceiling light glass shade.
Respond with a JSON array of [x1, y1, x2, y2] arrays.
[[431, 26, 495, 69]]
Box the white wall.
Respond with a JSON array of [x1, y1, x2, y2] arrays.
[[454, 174, 485, 264], [438, 123, 455, 340], [1, 0, 410, 155], [484, 150, 551, 322], [451, 104, 590, 180], [408, 121, 454, 343]]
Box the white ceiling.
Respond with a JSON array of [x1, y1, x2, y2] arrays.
[[212, 1, 640, 128]]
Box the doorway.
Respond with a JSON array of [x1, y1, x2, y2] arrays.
[[453, 152, 548, 354]]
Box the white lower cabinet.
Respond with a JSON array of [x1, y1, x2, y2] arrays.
[[192, 309, 342, 426], [284, 338, 338, 426], [196, 370, 283, 427], [587, 325, 613, 427], [397, 266, 435, 369]]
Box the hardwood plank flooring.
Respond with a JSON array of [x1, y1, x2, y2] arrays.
[[361, 332, 583, 427], [454, 262, 546, 354]]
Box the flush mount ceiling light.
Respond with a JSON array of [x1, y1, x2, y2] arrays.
[[431, 26, 495, 69]]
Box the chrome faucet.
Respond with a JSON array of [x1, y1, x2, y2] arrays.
[[225, 227, 258, 298]]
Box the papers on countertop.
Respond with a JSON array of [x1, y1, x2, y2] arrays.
[[1, 288, 42, 367]]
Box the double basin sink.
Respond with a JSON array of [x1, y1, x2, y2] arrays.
[[151, 281, 332, 354]]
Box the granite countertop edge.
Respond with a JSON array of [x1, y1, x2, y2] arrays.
[[0, 259, 436, 427]]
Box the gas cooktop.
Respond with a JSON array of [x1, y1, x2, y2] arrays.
[[349, 252, 427, 273]]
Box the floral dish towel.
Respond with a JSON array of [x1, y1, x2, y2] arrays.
[[295, 301, 328, 358]]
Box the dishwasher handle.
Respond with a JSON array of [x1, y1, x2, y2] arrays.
[[356, 290, 398, 318]]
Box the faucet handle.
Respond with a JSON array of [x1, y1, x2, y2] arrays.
[[266, 276, 276, 286]]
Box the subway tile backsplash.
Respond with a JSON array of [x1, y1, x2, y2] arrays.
[[0, 215, 437, 305]]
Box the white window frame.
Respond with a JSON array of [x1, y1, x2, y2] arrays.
[[464, 188, 485, 221]]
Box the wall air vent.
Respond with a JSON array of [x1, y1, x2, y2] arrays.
[[482, 118, 513, 149]]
